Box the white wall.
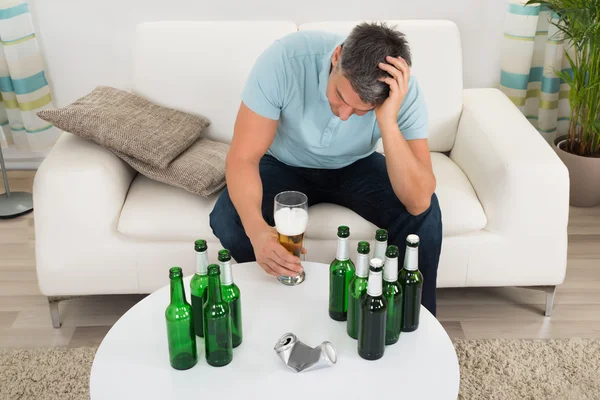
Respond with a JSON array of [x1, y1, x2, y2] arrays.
[[7, 0, 507, 167], [30, 0, 506, 107]]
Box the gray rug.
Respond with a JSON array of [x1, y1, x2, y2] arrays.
[[1, 339, 599, 399], [0, 347, 95, 400], [454, 338, 600, 399]]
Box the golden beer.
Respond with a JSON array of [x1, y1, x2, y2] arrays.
[[274, 191, 309, 286], [278, 231, 305, 257]]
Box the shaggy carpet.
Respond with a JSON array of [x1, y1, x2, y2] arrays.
[[0, 347, 95, 400], [1, 339, 599, 399], [454, 338, 600, 399]]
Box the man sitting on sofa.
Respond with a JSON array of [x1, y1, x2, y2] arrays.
[[209, 22, 442, 315]]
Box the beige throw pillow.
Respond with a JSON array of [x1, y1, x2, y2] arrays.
[[37, 86, 210, 169], [114, 137, 229, 197]]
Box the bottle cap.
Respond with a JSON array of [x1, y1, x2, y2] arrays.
[[385, 245, 399, 258], [337, 225, 350, 238], [218, 249, 232, 262], [207, 264, 220, 275], [357, 241, 370, 254], [406, 234, 420, 248], [375, 229, 388, 242], [194, 239, 207, 252], [169, 266, 182, 278], [369, 258, 383, 272]]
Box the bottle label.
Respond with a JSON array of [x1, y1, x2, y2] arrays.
[[374, 240, 387, 261], [367, 270, 383, 296], [220, 261, 233, 285], [336, 237, 349, 261], [404, 247, 419, 271], [383, 256, 398, 282], [356, 253, 369, 278], [196, 251, 208, 275]]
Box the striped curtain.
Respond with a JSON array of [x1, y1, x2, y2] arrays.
[[0, 0, 59, 152], [500, 0, 572, 144]]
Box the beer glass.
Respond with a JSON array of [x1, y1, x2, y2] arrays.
[[274, 191, 308, 286]]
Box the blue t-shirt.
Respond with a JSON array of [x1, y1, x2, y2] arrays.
[[241, 30, 428, 169]]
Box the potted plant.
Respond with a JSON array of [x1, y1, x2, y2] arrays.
[[527, 0, 600, 206]]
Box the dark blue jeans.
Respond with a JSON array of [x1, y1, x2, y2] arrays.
[[209, 152, 443, 316]]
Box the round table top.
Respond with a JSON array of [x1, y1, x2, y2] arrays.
[[90, 261, 460, 399]]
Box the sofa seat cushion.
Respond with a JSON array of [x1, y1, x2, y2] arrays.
[[305, 152, 487, 239], [118, 175, 221, 242], [119, 153, 487, 242]]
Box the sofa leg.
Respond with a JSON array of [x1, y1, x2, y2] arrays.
[[48, 296, 78, 328], [48, 297, 61, 328], [543, 286, 557, 317], [520, 286, 557, 317]]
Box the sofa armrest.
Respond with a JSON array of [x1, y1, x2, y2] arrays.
[[450, 89, 570, 236], [33, 132, 138, 295]]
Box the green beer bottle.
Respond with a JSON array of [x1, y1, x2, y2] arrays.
[[190, 239, 209, 337], [358, 258, 387, 361], [329, 225, 355, 321], [383, 245, 403, 345], [347, 241, 370, 339], [218, 249, 243, 348], [399, 234, 423, 332], [203, 264, 233, 367], [374, 229, 388, 263], [165, 266, 197, 370]]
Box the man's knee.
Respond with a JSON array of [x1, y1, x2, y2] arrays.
[[209, 189, 244, 245], [418, 193, 442, 244], [429, 193, 442, 227], [210, 189, 256, 263]]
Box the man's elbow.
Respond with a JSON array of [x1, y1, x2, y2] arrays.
[[226, 150, 252, 172], [398, 177, 436, 216], [225, 151, 248, 182], [406, 177, 437, 216], [225, 151, 236, 178], [405, 191, 433, 216], [406, 200, 430, 216]]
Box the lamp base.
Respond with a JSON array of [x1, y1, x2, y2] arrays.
[[0, 191, 33, 219]]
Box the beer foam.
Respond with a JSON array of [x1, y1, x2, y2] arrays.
[[274, 207, 308, 236]]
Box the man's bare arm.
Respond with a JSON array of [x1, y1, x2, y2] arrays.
[[227, 102, 276, 236], [379, 131, 436, 215], [375, 56, 436, 215], [226, 102, 302, 276]]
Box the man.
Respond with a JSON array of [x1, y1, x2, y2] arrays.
[[209, 22, 442, 315]]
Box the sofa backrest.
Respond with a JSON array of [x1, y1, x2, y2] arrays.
[[132, 21, 298, 144], [133, 20, 463, 152]]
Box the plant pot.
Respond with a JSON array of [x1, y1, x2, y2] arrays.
[[554, 135, 600, 207]]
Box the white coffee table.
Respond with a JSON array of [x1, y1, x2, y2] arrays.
[[90, 261, 460, 399]]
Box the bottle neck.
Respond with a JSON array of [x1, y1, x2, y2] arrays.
[[207, 273, 223, 302], [384, 256, 398, 282], [367, 269, 383, 296], [355, 253, 369, 278], [196, 250, 208, 275], [169, 276, 185, 304], [404, 246, 419, 271], [336, 237, 349, 261], [374, 240, 387, 261], [219, 259, 233, 286]]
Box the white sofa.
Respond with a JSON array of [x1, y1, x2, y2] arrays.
[[33, 20, 570, 328]]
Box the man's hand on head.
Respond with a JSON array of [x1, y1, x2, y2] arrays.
[[375, 56, 411, 129]]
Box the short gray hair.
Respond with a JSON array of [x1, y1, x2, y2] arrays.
[[339, 22, 412, 106]]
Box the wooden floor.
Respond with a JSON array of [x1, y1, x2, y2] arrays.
[[1, 170, 599, 348]]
